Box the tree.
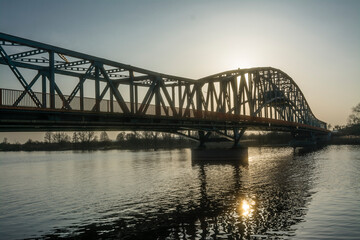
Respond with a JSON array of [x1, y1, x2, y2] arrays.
[[72, 132, 79, 143], [100, 131, 109, 142], [143, 131, 153, 140], [348, 103, 360, 125], [334, 125, 343, 131], [125, 132, 136, 141], [152, 132, 159, 140], [77, 131, 96, 143], [44, 132, 52, 143], [52, 132, 70, 143], [161, 132, 172, 140], [116, 132, 125, 142]]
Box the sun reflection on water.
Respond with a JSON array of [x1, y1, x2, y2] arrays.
[[239, 199, 256, 217]]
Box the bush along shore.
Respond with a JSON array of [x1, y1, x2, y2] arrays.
[[0, 131, 302, 152], [1, 127, 359, 152], [0, 131, 196, 151]]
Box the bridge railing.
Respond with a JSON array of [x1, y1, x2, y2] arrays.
[[0, 88, 327, 131], [0, 88, 199, 117]]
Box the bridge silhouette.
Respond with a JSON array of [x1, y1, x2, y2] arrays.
[[0, 33, 328, 146]]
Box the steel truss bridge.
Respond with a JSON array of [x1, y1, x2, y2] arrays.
[[0, 32, 328, 146]]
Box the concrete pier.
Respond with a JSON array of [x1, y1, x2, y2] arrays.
[[191, 147, 248, 164]]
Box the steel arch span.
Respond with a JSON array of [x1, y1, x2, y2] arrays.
[[0, 32, 328, 145]]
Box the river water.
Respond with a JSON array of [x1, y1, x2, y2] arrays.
[[0, 145, 359, 239]]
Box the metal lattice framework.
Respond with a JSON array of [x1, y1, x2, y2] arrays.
[[0, 32, 328, 145]]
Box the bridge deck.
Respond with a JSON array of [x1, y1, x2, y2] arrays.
[[0, 91, 328, 134]]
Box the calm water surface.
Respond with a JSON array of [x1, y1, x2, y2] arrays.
[[0, 146, 359, 239]]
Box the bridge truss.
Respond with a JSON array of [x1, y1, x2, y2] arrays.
[[0, 32, 328, 145]]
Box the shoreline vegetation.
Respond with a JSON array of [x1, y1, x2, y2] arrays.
[[0, 127, 359, 152]]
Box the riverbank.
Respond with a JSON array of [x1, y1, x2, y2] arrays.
[[329, 135, 360, 145], [0, 139, 197, 152], [1, 135, 359, 152]]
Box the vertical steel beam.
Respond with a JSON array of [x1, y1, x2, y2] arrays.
[[220, 81, 226, 113], [196, 83, 202, 118], [247, 73, 254, 116], [80, 77, 84, 111], [210, 83, 214, 112], [95, 65, 100, 112], [110, 89, 114, 112], [178, 82, 182, 116], [135, 84, 138, 113], [232, 77, 239, 115], [204, 83, 210, 111], [42, 73, 46, 108], [172, 85, 175, 110], [155, 79, 161, 116], [49, 51, 55, 109], [129, 71, 134, 114], [64, 64, 94, 107], [227, 81, 231, 112]]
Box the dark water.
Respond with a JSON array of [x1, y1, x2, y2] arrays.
[[0, 146, 359, 239]]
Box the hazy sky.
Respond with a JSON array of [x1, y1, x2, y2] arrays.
[[0, 0, 359, 142]]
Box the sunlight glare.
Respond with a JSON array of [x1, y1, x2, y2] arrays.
[[239, 199, 255, 217]]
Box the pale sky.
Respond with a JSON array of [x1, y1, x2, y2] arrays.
[[0, 0, 359, 142]]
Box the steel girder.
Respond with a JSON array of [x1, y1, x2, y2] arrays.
[[0, 32, 328, 144]]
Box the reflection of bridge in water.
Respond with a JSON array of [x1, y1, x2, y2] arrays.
[[0, 32, 328, 146], [40, 148, 316, 239]]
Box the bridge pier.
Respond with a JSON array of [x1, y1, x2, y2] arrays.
[[233, 128, 246, 148], [289, 131, 330, 148], [198, 131, 212, 148], [197, 128, 246, 149]]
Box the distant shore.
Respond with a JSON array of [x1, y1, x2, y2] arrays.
[[328, 135, 360, 145], [1, 135, 359, 152], [0, 139, 196, 152]]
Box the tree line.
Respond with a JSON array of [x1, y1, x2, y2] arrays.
[[0, 131, 195, 151], [332, 102, 360, 135]]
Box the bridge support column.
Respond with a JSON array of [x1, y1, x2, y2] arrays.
[[233, 128, 246, 148], [290, 131, 319, 148], [198, 131, 212, 148]]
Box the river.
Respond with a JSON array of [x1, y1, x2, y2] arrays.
[[0, 145, 359, 239]]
